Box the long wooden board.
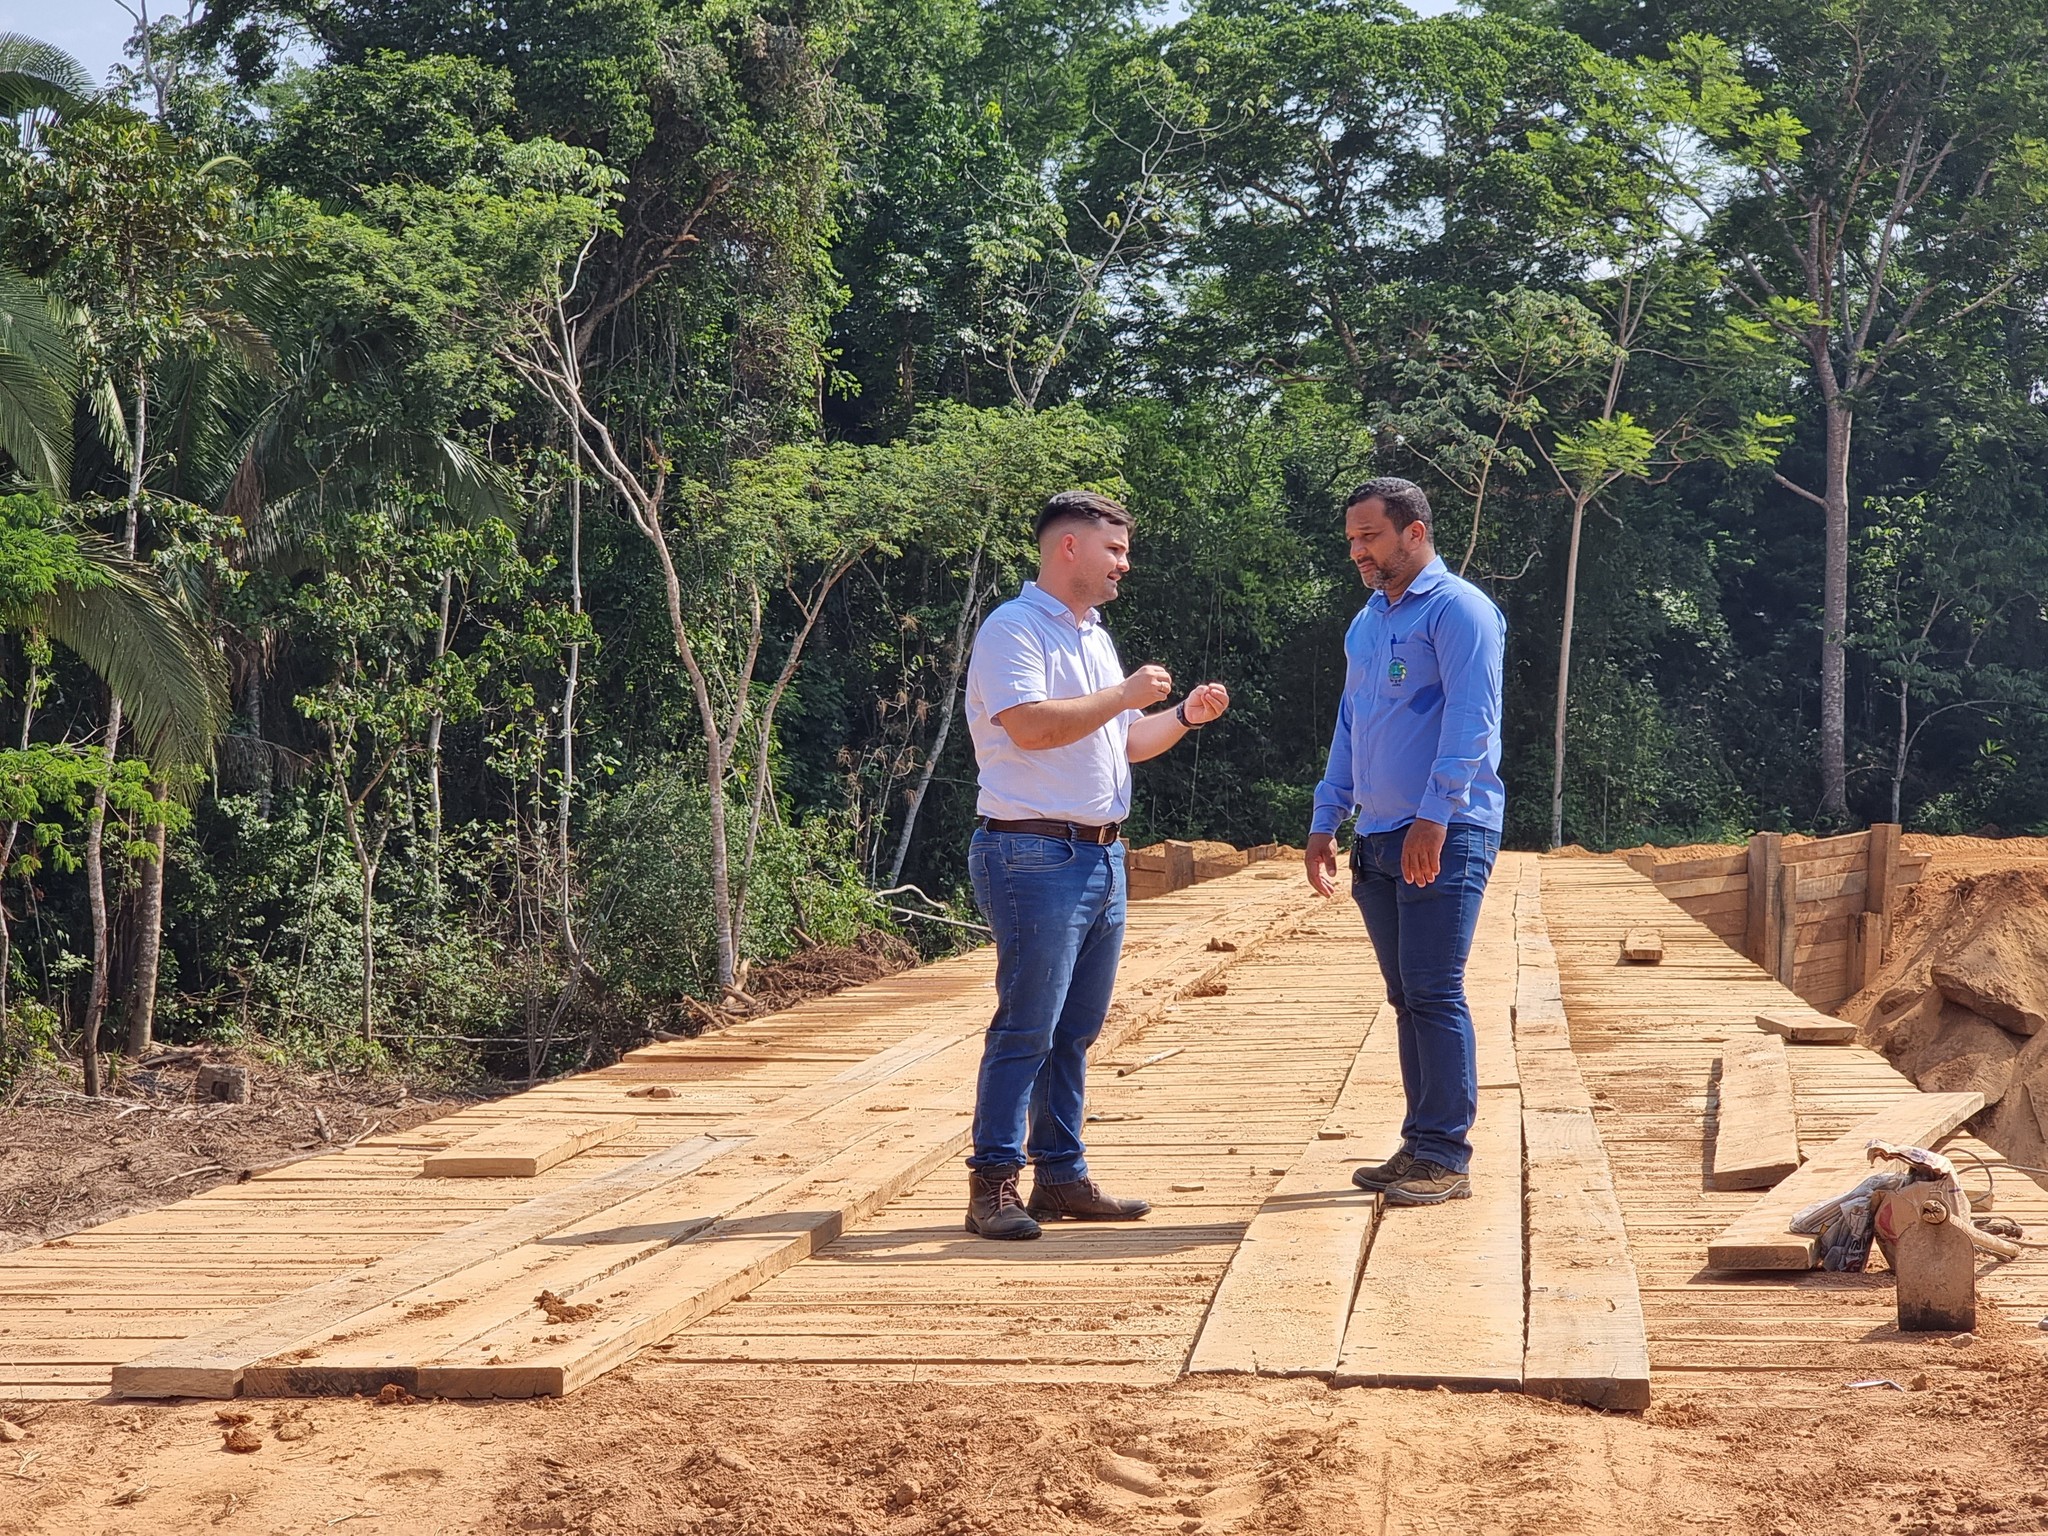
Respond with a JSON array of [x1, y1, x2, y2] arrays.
[[1708, 1034, 1801, 1191], [422, 1119, 626, 1178], [1705, 1092, 1985, 1271], [1512, 864, 1651, 1412], [1333, 1087, 1522, 1390], [1183, 1003, 1391, 1378]]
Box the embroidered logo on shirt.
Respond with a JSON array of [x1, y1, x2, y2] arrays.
[[1386, 656, 1408, 686]]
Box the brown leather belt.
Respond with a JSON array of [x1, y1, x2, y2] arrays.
[[978, 817, 1123, 845]]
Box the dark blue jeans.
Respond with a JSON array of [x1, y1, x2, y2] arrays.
[[1350, 822, 1501, 1173], [965, 829, 1126, 1180]]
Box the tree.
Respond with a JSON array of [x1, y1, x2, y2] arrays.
[[1597, 14, 2048, 821]]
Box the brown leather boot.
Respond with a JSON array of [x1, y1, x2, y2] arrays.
[[965, 1165, 1041, 1240], [1027, 1175, 1150, 1222]]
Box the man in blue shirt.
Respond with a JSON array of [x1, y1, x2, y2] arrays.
[[1305, 477, 1506, 1207]]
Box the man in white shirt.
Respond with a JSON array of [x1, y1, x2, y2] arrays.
[[960, 491, 1230, 1239]]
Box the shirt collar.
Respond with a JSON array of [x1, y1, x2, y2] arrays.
[[1020, 579, 1097, 629], [1374, 555, 1449, 611]]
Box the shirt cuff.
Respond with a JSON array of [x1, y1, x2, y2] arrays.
[[1309, 807, 1347, 837], [1415, 794, 1458, 826]]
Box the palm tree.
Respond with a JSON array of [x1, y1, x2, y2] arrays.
[[0, 500, 228, 1084], [0, 268, 78, 494]]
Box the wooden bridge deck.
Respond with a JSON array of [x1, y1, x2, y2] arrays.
[[3, 852, 2044, 1410], [1540, 856, 2048, 1393]]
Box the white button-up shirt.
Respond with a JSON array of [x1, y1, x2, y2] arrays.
[[965, 581, 1138, 823]]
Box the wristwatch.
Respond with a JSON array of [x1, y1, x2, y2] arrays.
[[1175, 700, 1206, 731]]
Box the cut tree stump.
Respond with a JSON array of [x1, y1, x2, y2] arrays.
[[1754, 1009, 1857, 1045], [1620, 930, 1664, 964], [1706, 1092, 1985, 1270], [1708, 1034, 1801, 1191], [422, 1119, 628, 1179]]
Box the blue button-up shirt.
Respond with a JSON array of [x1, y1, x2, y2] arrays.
[[1310, 557, 1507, 836]]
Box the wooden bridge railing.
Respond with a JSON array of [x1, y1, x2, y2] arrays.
[[1624, 826, 1930, 1012]]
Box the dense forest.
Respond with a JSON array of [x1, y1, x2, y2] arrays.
[[4, 0, 2048, 1085]]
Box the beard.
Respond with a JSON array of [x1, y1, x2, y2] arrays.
[[1356, 561, 1387, 590]]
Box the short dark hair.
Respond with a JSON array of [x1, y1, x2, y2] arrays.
[[1346, 476, 1433, 536], [1035, 490, 1132, 541]]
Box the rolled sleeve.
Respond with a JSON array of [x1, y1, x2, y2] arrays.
[[1416, 594, 1505, 825], [966, 615, 1049, 718]]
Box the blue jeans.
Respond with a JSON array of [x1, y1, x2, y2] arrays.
[[1350, 822, 1501, 1173], [965, 829, 1126, 1180]]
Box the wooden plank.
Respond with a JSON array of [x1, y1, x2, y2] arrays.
[[1522, 1107, 1651, 1412], [1745, 832, 1781, 969], [1774, 861, 1797, 985], [1705, 1092, 1986, 1270], [1867, 823, 1901, 918], [1641, 850, 1748, 883], [1645, 871, 1749, 901], [421, 1119, 626, 1179], [1709, 1035, 1801, 1191], [1333, 1088, 1521, 1390], [1512, 865, 1650, 1411], [1779, 831, 1870, 865], [1755, 1009, 1857, 1045], [1854, 911, 1887, 993], [1185, 1006, 1392, 1378], [1620, 929, 1664, 963], [1793, 868, 1867, 906]]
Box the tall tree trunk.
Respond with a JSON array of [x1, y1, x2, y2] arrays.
[[1549, 495, 1592, 851], [556, 449, 584, 965], [887, 544, 984, 887], [1819, 400, 1854, 823], [1892, 682, 1910, 825], [81, 369, 148, 1093], [124, 805, 167, 1056], [424, 570, 452, 911], [340, 798, 381, 1042]]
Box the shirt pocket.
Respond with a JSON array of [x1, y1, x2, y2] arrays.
[[1382, 624, 1444, 714]]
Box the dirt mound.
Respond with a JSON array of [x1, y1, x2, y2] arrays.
[[741, 931, 919, 1013], [1845, 858, 2048, 1173], [1607, 841, 1746, 864]]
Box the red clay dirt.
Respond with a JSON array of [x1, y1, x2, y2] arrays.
[[1843, 837, 2048, 1177], [5, 1317, 2048, 1536]]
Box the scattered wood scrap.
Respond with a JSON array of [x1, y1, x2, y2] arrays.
[[1706, 1091, 1985, 1270], [422, 1119, 627, 1179], [1709, 1034, 1802, 1191], [1115, 1047, 1183, 1078], [1755, 1008, 1857, 1045], [1620, 929, 1664, 964]]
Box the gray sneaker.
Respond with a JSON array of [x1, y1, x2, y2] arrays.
[[1380, 1159, 1471, 1206], [1350, 1149, 1417, 1191]]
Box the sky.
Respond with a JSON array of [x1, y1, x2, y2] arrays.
[[2, 0, 144, 91]]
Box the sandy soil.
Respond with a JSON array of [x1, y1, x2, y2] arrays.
[[4, 1310, 2046, 1536]]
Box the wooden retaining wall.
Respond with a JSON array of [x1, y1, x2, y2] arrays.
[[1128, 840, 1283, 901], [1623, 826, 1929, 1012]]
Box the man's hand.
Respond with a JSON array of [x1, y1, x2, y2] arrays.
[[1121, 664, 1173, 711], [1401, 818, 1447, 886], [1182, 681, 1230, 723], [1305, 832, 1338, 897]]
